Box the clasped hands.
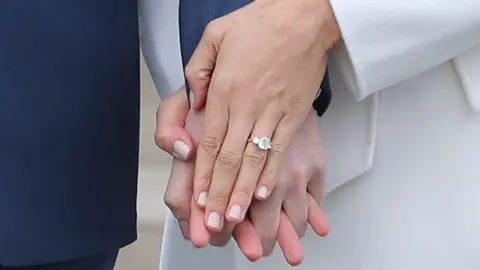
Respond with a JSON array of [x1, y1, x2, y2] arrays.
[[157, 90, 327, 265], [155, 0, 340, 265]]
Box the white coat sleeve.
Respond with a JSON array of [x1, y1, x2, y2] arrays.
[[138, 0, 185, 99], [329, 0, 480, 100]]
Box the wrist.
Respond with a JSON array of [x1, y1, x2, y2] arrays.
[[300, 0, 341, 50], [322, 0, 341, 49]]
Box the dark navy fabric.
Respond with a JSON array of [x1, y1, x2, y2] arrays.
[[0, 0, 139, 266], [179, 0, 332, 116], [0, 251, 117, 270]]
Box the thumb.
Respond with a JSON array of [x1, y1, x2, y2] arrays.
[[184, 21, 223, 110], [155, 88, 195, 161]]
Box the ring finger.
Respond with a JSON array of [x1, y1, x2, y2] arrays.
[[226, 105, 282, 223], [256, 113, 303, 200]]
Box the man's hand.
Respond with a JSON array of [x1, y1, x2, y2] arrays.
[[246, 109, 329, 261], [156, 89, 329, 266], [185, 0, 340, 232], [154, 88, 194, 161]]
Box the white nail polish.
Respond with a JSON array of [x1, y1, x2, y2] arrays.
[[257, 185, 268, 199], [207, 212, 221, 229], [228, 204, 242, 220], [173, 141, 190, 160], [197, 191, 207, 206]]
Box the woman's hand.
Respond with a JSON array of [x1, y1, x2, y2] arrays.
[[186, 0, 340, 231], [156, 89, 329, 265], [183, 108, 330, 266]]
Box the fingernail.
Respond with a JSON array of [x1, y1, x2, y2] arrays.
[[189, 91, 195, 107], [207, 212, 221, 229], [228, 204, 242, 220], [173, 141, 190, 160], [197, 191, 207, 206], [257, 185, 269, 199]]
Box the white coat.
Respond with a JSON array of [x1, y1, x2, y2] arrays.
[[138, 0, 480, 269]]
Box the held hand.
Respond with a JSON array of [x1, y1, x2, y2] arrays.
[[186, 0, 340, 232], [154, 89, 194, 161], [154, 89, 196, 239], [187, 109, 330, 266], [155, 89, 329, 265], [244, 110, 329, 265]]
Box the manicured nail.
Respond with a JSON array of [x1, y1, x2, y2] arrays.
[[228, 204, 242, 220], [207, 212, 221, 229], [197, 191, 207, 206], [189, 91, 195, 107], [257, 185, 268, 199], [173, 141, 190, 160]]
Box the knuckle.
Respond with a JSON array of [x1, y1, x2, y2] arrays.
[[271, 143, 287, 156], [260, 169, 278, 188], [292, 167, 303, 181], [208, 194, 227, 202], [217, 150, 241, 170], [232, 189, 252, 204], [207, 194, 228, 212], [200, 135, 222, 155], [154, 132, 167, 150], [214, 75, 237, 94], [195, 174, 212, 190], [243, 148, 266, 164], [184, 64, 196, 81], [204, 19, 223, 38]]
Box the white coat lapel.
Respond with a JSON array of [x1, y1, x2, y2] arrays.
[[320, 58, 379, 195]]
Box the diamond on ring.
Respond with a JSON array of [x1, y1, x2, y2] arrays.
[[252, 136, 272, 150]]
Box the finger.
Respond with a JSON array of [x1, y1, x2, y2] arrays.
[[233, 219, 263, 262], [307, 194, 329, 237], [184, 20, 223, 110], [155, 89, 194, 161], [178, 220, 190, 240], [277, 212, 304, 266], [249, 184, 284, 256], [209, 223, 234, 247], [163, 156, 195, 222], [306, 164, 326, 205], [226, 106, 282, 224], [306, 165, 329, 236], [282, 192, 309, 238], [192, 93, 228, 209], [256, 115, 301, 200], [205, 117, 253, 231], [281, 165, 310, 238], [189, 197, 211, 248]]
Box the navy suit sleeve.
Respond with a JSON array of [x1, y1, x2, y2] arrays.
[[314, 69, 332, 117]]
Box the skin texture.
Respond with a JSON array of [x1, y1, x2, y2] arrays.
[[155, 89, 329, 265], [184, 0, 341, 236]]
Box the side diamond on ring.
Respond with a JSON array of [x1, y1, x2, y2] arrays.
[[252, 136, 272, 150]]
